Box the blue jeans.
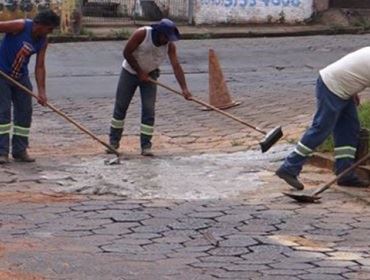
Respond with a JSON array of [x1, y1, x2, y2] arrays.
[[280, 76, 360, 178], [0, 76, 33, 156], [109, 68, 159, 149]]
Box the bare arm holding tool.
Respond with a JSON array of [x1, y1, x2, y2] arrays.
[[0, 10, 63, 163], [35, 42, 48, 106], [168, 42, 192, 100]]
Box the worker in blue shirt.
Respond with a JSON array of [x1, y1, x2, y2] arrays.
[[0, 10, 60, 164]]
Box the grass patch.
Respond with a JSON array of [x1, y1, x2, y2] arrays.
[[317, 135, 334, 153], [317, 101, 370, 152], [80, 28, 95, 37], [192, 33, 211, 40], [359, 101, 370, 127], [328, 24, 345, 34], [352, 18, 370, 31], [111, 28, 131, 39], [231, 139, 244, 147]]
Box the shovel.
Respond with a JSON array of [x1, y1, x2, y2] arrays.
[[150, 78, 283, 153], [283, 151, 370, 203], [0, 70, 120, 161]]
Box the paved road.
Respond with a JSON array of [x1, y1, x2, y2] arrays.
[[1, 158, 370, 279], [1, 156, 370, 280], [0, 34, 370, 279], [27, 34, 370, 156], [41, 33, 370, 101]]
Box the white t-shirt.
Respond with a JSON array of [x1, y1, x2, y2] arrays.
[[122, 26, 168, 74], [319, 47, 370, 99]]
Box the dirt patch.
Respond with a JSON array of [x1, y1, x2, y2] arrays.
[[0, 271, 45, 280], [0, 240, 40, 254], [0, 241, 45, 280], [0, 243, 5, 257], [270, 235, 332, 251], [29, 132, 262, 158], [29, 133, 245, 157], [319, 9, 351, 26], [0, 192, 82, 204]]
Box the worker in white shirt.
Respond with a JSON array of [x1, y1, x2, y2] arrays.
[[276, 47, 370, 190]]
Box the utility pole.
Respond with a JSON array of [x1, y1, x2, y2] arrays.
[[188, 0, 194, 25]]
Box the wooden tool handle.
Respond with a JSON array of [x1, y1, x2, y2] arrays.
[[0, 70, 120, 157], [313, 152, 370, 196], [149, 78, 267, 135]]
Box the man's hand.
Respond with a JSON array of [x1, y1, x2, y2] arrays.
[[37, 92, 47, 106], [182, 88, 192, 100], [138, 71, 149, 82], [353, 94, 360, 106]]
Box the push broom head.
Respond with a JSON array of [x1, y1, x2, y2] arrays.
[[259, 126, 283, 153]]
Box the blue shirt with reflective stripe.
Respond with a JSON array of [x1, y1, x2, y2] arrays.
[[0, 19, 46, 79]]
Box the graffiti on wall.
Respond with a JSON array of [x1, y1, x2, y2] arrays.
[[196, 0, 313, 24], [0, 0, 61, 20], [200, 0, 301, 8]]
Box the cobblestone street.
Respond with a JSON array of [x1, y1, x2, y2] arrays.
[[1, 159, 369, 279], [28, 35, 370, 157], [1, 35, 370, 279]]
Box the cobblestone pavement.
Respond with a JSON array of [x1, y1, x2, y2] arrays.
[[1, 35, 370, 279], [1, 159, 369, 279], [29, 34, 370, 157]]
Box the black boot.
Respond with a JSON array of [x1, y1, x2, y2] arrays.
[[0, 155, 9, 164], [337, 176, 369, 188], [13, 151, 35, 163], [141, 147, 154, 157], [276, 167, 304, 190]]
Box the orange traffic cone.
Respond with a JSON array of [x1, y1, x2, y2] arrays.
[[207, 49, 241, 110]]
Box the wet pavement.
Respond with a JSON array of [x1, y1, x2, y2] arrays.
[[1, 153, 369, 279], [42, 146, 287, 200], [1, 34, 370, 279]]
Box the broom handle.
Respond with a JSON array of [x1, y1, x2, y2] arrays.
[[313, 151, 370, 196], [149, 78, 267, 135], [0, 70, 120, 157]]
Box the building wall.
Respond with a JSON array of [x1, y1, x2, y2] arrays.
[[133, 0, 188, 21], [194, 0, 314, 24], [314, 0, 329, 12], [0, 1, 62, 21]]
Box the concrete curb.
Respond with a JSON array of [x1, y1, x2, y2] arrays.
[[48, 25, 364, 43], [309, 153, 370, 205], [180, 26, 363, 39]]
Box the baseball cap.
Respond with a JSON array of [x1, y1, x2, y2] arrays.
[[152, 18, 180, 42]]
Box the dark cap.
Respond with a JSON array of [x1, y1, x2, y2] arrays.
[[152, 18, 180, 42]]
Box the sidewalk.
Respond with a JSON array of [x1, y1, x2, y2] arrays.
[[50, 23, 364, 43]]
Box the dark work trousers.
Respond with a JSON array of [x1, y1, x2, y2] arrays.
[[109, 68, 159, 149], [280, 76, 360, 180], [0, 76, 33, 156]]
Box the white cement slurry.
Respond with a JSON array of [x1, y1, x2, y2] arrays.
[[41, 145, 291, 200]]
